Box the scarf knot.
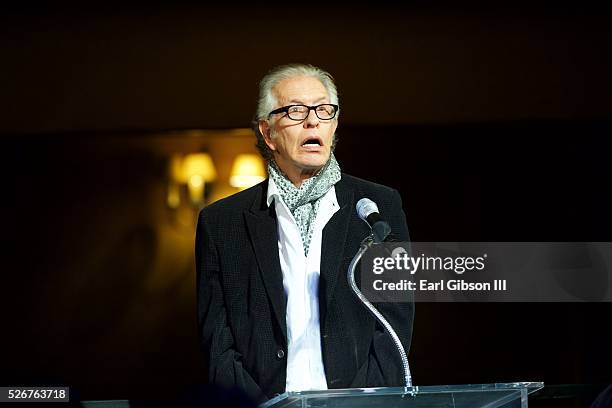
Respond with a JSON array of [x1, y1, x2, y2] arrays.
[[268, 154, 341, 256]]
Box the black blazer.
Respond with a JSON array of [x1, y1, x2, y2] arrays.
[[196, 173, 414, 402]]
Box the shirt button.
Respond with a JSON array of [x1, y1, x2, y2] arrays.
[[276, 349, 285, 359]]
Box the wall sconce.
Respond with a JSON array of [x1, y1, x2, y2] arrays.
[[230, 154, 266, 190], [168, 153, 217, 209]]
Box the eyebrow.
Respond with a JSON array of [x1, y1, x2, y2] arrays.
[[287, 97, 328, 105]]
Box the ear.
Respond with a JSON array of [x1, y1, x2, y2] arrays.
[[331, 119, 339, 135], [259, 120, 276, 151]]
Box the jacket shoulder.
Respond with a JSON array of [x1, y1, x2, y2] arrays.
[[199, 180, 265, 220]]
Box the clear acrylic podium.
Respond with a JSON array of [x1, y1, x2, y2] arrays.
[[259, 382, 544, 408]]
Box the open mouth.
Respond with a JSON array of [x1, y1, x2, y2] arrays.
[[301, 136, 323, 147]]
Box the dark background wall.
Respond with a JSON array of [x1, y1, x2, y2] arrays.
[[3, 3, 612, 132], [1, 2, 611, 406]]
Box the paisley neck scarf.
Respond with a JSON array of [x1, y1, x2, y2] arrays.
[[268, 154, 341, 256]]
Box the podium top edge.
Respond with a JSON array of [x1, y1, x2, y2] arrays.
[[260, 382, 545, 407]]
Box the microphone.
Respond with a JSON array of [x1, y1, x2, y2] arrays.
[[356, 198, 392, 243], [350, 198, 413, 389]]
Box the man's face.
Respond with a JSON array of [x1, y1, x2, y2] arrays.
[[260, 75, 337, 180]]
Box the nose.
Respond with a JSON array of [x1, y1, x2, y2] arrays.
[[303, 108, 320, 127]]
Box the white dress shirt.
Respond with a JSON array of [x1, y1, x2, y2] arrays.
[[267, 176, 340, 392]]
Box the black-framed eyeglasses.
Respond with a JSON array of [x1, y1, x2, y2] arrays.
[[267, 104, 339, 121]]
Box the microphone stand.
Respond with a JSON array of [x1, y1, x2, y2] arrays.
[[347, 234, 415, 396]]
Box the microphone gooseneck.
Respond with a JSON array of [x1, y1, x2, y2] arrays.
[[351, 198, 414, 393]]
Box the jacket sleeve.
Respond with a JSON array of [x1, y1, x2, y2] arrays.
[[351, 189, 415, 388], [195, 210, 266, 402]]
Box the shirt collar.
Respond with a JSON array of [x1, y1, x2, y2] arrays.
[[266, 176, 280, 208]]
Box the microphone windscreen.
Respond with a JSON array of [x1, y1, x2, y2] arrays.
[[356, 198, 379, 222]]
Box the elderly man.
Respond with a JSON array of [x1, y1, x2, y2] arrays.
[[196, 64, 413, 402]]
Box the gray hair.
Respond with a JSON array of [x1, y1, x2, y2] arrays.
[[253, 63, 340, 161]]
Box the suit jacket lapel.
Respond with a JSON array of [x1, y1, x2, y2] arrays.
[[319, 177, 354, 328], [244, 183, 287, 342]]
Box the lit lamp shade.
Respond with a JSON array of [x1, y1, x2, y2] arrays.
[[230, 154, 266, 189], [181, 153, 217, 207], [181, 153, 217, 183]]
